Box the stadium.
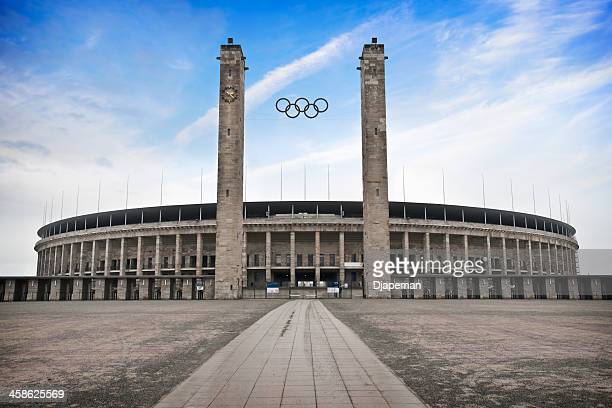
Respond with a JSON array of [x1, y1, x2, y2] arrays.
[[1, 38, 609, 301]]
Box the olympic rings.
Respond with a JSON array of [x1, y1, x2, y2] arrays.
[[275, 97, 328, 118]]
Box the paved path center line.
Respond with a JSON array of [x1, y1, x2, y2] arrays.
[[155, 300, 425, 408]]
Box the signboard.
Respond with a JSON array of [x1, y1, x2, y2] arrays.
[[344, 262, 363, 268], [266, 282, 280, 294]]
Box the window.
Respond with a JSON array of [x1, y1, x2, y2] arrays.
[[351, 254, 357, 262], [163, 257, 169, 269], [253, 254, 259, 267], [190, 256, 196, 267], [147, 257, 153, 269], [330, 254, 336, 266], [210, 256, 215, 267], [99, 260, 105, 271], [506, 258, 514, 269], [296, 254, 302, 267], [275, 254, 282, 266], [492, 257, 501, 270], [286, 254, 290, 266], [203, 255, 208, 268], [181, 256, 186, 268], [307, 254, 314, 267], [85, 262, 90, 271], [320, 255, 325, 267]]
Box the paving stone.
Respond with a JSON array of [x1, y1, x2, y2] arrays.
[[155, 300, 425, 407]]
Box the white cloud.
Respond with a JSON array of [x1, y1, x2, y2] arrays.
[[168, 59, 193, 70]]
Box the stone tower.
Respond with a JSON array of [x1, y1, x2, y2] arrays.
[[360, 38, 391, 298], [215, 38, 246, 299]]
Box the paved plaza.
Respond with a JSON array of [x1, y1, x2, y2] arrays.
[[325, 299, 612, 408], [0, 300, 285, 407], [155, 300, 424, 408]]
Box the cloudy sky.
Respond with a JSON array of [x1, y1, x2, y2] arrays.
[[1, 0, 611, 276]]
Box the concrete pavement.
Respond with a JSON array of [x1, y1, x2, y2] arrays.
[[155, 300, 425, 408]]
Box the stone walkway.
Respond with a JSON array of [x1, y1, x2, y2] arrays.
[[155, 300, 425, 408]]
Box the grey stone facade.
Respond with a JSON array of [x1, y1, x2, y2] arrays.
[[360, 39, 391, 298], [215, 39, 246, 299]]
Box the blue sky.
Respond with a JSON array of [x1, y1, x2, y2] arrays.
[[1, 0, 611, 275]]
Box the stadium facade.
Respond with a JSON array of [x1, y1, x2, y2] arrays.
[[1, 38, 609, 301]]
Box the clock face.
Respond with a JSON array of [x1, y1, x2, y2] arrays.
[[222, 86, 238, 103]]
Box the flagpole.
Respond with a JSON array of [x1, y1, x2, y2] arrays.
[[442, 168, 446, 205], [75, 185, 79, 217], [327, 164, 330, 200], [97, 180, 101, 213], [60, 190, 64, 220], [402, 165, 406, 203]]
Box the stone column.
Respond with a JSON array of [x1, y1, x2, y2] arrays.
[[290, 232, 296, 287], [140, 278, 150, 300], [567, 277, 579, 299], [360, 38, 391, 299], [120, 237, 126, 276], [47, 248, 52, 276], [104, 238, 110, 275], [53, 246, 58, 276], [501, 277, 512, 299], [403, 231, 409, 259], [444, 234, 450, 263], [554, 243, 559, 274], [523, 277, 534, 299], [515, 239, 521, 273], [214, 39, 246, 300], [27, 279, 39, 301], [413, 277, 424, 299], [486, 235, 492, 274], [155, 235, 161, 275], [339, 232, 345, 286], [590, 277, 602, 300], [538, 241, 544, 273], [435, 277, 445, 299], [182, 278, 193, 300], [59, 245, 65, 275], [79, 242, 84, 274], [242, 231, 248, 286], [560, 244, 566, 274], [527, 240, 533, 275], [94, 279, 105, 300], [265, 231, 271, 282], [49, 278, 61, 301], [501, 237, 507, 274], [196, 233, 202, 276], [175, 234, 181, 275], [136, 236, 143, 275], [545, 277, 557, 299], [68, 243, 74, 276], [117, 278, 127, 300], [160, 278, 171, 300], [424, 232, 431, 270], [479, 278, 490, 299], [72, 278, 83, 301], [547, 241, 552, 274], [91, 240, 96, 274], [457, 277, 467, 299], [464, 235, 469, 261], [315, 231, 320, 286]]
